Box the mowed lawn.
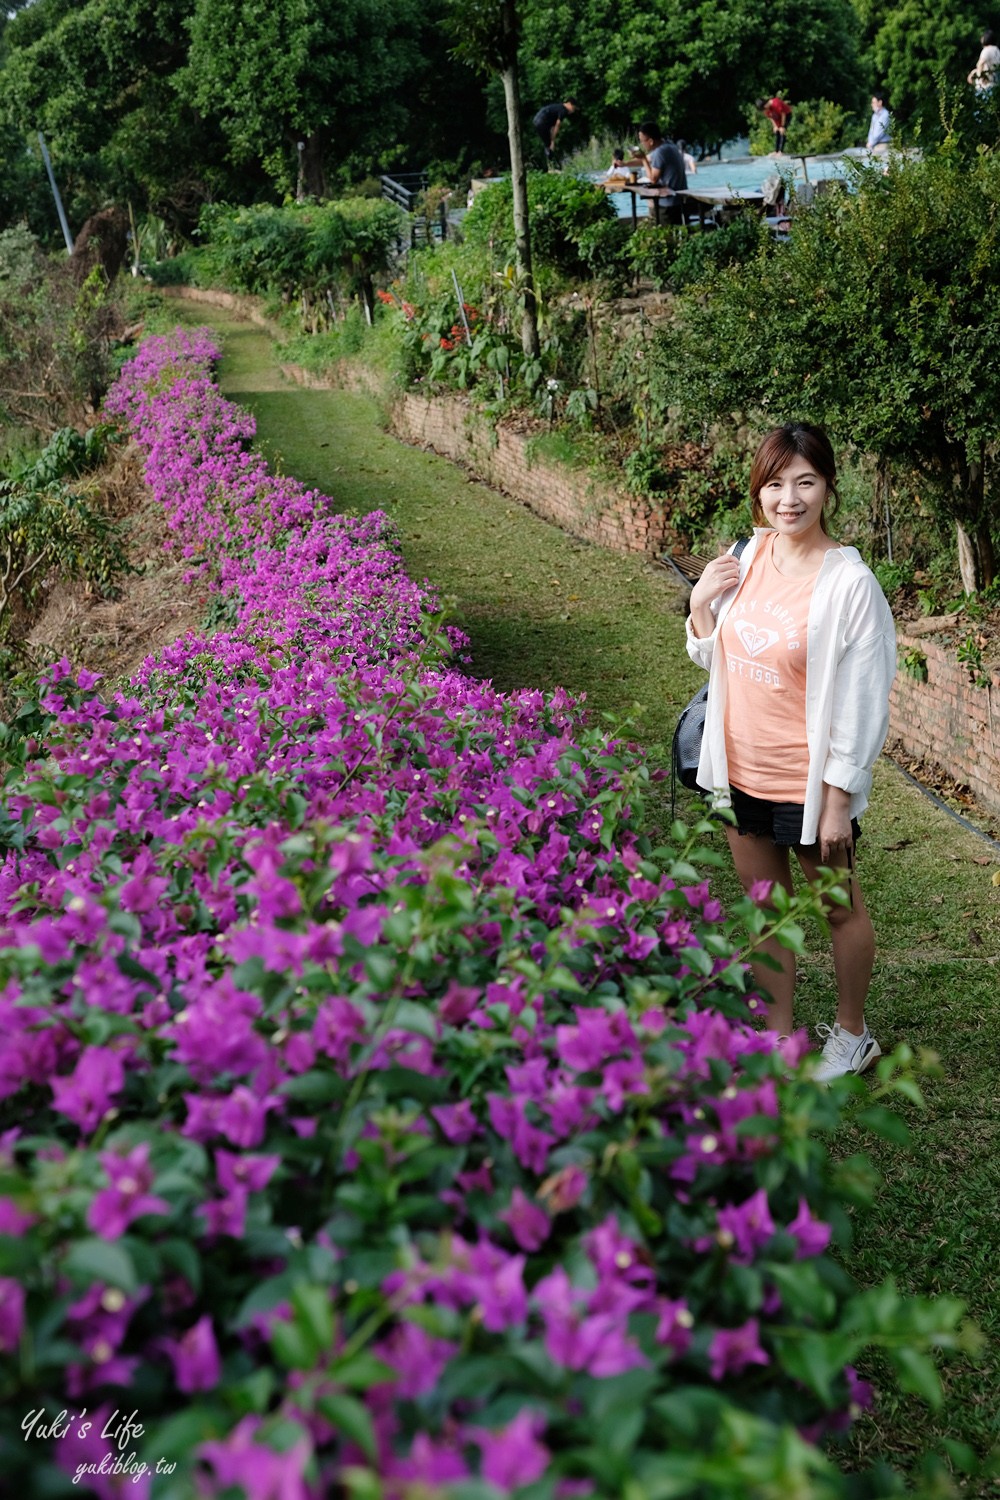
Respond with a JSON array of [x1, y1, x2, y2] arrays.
[[169, 301, 1000, 1486]]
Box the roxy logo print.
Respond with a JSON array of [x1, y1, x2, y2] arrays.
[[725, 586, 809, 690], [733, 620, 780, 660]]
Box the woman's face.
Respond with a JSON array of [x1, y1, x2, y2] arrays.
[[756, 455, 829, 539]]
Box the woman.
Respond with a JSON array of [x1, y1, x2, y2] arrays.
[[686, 424, 896, 1081], [968, 29, 1000, 91]]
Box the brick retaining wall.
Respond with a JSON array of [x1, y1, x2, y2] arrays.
[[390, 391, 680, 557], [890, 630, 1000, 817], [163, 286, 997, 815]]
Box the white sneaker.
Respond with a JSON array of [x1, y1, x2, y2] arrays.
[[812, 1022, 881, 1083]]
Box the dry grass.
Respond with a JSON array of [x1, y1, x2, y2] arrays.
[[27, 440, 206, 686]]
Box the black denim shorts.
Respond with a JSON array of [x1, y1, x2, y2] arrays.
[[729, 786, 861, 849]]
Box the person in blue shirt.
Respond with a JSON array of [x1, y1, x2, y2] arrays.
[[865, 90, 891, 151]]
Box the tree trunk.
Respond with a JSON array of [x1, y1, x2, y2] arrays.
[[302, 131, 327, 201], [956, 520, 996, 593], [499, 2, 539, 360], [954, 448, 995, 592]]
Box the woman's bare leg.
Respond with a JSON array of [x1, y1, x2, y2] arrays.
[[725, 828, 796, 1033], [795, 845, 875, 1034]]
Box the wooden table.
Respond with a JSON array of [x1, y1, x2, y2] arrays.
[[611, 180, 767, 229], [612, 182, 684, 228]]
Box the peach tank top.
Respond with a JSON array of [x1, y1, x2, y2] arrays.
[[720, 532, 817, 800]]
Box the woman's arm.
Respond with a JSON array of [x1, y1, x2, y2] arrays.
[[688, 553, 742, 638], [822, 581, 896, 796]]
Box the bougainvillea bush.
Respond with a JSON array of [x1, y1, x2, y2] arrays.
[[0, 331, 973, 1499]]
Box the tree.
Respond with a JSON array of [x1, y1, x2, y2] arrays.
[[653, 147, 1000, 591], [519, 0, 865, 152], [0, 0, 246, 238], [850, 0, 982, 134], [184, 0, 426, 198], [447, 0, 540, 359]]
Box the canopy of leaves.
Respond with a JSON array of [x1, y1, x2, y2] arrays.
[[518, 0, 865, 149], [850, 0, 983, 132], [0, 0, 247, 233], [184, 0, 436, 192]]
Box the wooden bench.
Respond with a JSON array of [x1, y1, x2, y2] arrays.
[[656, 551, 711, 589]]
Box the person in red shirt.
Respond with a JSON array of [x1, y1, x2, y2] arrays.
[[757, 94, 792, 153]]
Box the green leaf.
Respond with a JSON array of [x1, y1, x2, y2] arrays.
[[856, 1104, 912, 1147], [64, 1237, 138, 1294], [892, 1346, 943, 1407], [389, 1000, 438, 1040], [316, 1392, 378, 1461], [329, 1350, 396, 1389], [773, 1330, 859, 1402], [271, 1319, 318, 1371], [159, 1237, 203, 1294], [291, 1282, 335, 1356]]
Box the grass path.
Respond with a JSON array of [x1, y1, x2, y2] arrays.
[[171, 302, 1000, 1484]]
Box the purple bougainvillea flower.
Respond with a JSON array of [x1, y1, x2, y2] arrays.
[[0, 1197, 35, 1234], [500, 1188, 551, 1251], [538, 1164, 588, 1213], [374, 1321, 458, 1400], [86, 1143, 170, 1240], [468, 1408, 550, 1489], [430, 1099, 480, 1144], [716, 1187, 776, 1264], [387, 1431, 470, 1487], [162, 1313, 222, 1392], [788, 1198, 833, 1259], [50, 1046, 126, 1135], [55, 1401, 152, 1499], [655, 1297, 695, 1356], [199, 1415, 313, 1500], [534, 1266, 647, 1377], [846, 1364, 874, 1411], [708, 1318, 771, 1380], [215, 1149, 281, 1194], [467, 1240, 528, 1332]]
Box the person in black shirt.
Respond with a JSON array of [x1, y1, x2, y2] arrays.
[[532, 99, 579, 163]]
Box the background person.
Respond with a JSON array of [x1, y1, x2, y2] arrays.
[[532, 98, 578, 164], [866, 89, 891, 150], [757, 94, 793, 153], [968, 29, 1000, 90], [685, 423, 896, 1082], [623, 121, 688, 190]]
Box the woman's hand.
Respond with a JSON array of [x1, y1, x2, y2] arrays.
[[818, 784, 853, 864], [688, 551, 742, 638]]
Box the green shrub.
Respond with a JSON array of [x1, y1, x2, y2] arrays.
[[577, 217, 634, 292], [668, 213, 771, 292], [464, 173, 615, 275], [0, 425, 130, 657], [193, 198, 405, 323], [139, 249, 198, 286], [628, 221, 682, 289]]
